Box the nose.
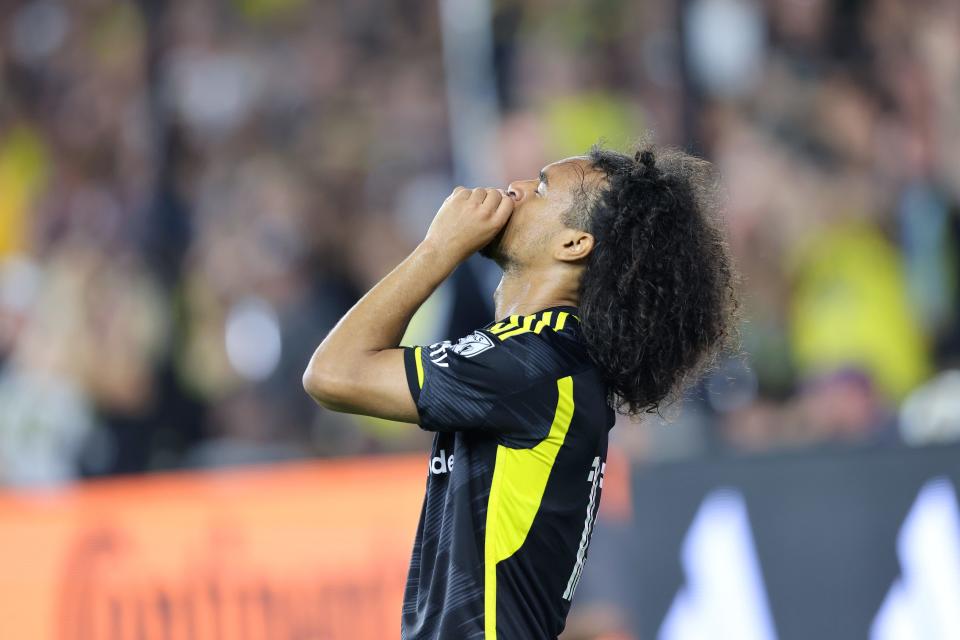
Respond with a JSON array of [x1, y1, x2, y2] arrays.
[[506, 180, 528, 202]]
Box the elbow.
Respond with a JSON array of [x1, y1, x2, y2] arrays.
[[302, 361, 338, 408], [302, 358, 358, 413]]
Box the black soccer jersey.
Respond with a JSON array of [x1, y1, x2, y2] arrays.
[[400, 304, 615, 639]]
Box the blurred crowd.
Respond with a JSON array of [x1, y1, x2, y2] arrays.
[[0, 0, 958, 486]]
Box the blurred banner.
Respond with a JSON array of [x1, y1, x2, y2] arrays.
[[0, 457, 426, 640], [608, 443, 960, 640], [3, 445, 960, 639]]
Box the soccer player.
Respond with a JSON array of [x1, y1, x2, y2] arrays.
[[302, 144, 737, 639]]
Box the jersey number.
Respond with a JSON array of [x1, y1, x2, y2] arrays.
[[563, 456, 605, 600]]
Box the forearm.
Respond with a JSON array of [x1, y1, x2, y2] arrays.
[[304, 241, 456, 384], [302, 186, 511, 418]]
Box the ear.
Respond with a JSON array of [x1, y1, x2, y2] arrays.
[[554, 229, 595, 263]]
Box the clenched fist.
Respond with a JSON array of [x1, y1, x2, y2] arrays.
[[422, 187, 514, 265]]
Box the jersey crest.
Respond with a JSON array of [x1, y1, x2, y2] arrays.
[[428, 331, 495, 366]]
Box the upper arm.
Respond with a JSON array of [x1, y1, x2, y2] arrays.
[[303, 347, 420, 424], [304, 323, 570, 438], [404, 328, 563, 440]]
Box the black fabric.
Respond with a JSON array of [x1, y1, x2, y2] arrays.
[[399, 305, 616, 639], [403, 344, 422, 404]]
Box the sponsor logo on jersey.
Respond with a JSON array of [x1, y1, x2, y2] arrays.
[[429, 449, 455, 475]]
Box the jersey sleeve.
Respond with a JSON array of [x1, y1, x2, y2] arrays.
[[402, 327, 560, 439]]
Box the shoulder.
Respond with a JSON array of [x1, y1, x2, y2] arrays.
[[478, 308, 590, 381], [412, 308, 592, 394]]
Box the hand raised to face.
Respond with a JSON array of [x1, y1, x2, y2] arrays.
[[422, 186, 515, 266]]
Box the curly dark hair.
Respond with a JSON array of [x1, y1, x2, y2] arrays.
[[564, 143, 739, 417]]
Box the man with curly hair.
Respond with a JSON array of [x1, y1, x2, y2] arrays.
[[303, 144, 738, 639]]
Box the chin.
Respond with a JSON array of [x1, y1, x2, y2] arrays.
[[479, 229, 505, 260], [478, 242, 499, 261], [479, 242, 510, 267]]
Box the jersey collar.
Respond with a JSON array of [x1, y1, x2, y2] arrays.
[[492, 304, 580, 324]]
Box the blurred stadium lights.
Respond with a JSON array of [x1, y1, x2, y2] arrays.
[[684, 0, 765, 99], [224, 296, 282, 381]]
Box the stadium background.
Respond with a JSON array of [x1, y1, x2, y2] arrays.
[[0, 0, 959, 638]]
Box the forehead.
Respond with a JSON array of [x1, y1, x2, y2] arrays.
[[542, 156, 601, 188]]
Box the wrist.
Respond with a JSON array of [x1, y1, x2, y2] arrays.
[[414, 240, 462, 275]]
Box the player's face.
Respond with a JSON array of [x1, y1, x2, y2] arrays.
[[479, 156, 598, 268]]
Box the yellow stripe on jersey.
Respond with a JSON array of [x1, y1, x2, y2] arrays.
[[483, 375, 575, 639], [489, 315, 521, 335], [490, 310, 577, 342], [414, 346, 424, 389], [553, 311, 569, 332], [497, 314, 536, 340], [533, 311, 553, 334]]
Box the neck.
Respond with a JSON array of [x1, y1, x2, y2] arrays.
[[493, 264, 580, 319]]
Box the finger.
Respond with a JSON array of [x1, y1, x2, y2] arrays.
[[477, 188, 501, 211], [470, 187, 492, 204], [494, 191, 514, 219], [451, 186, 468, 199]]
